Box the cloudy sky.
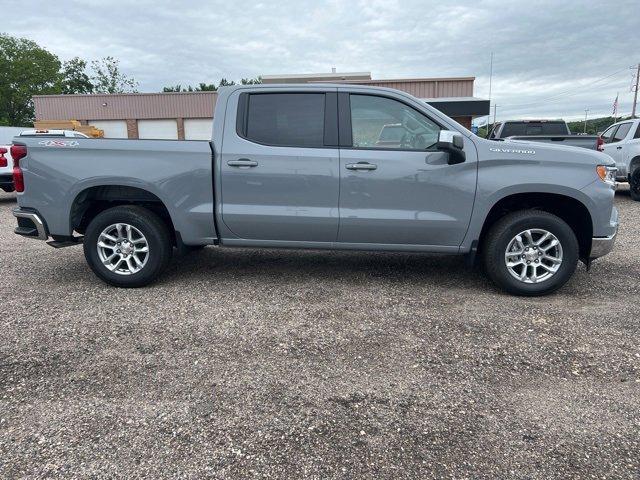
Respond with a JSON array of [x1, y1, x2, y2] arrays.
[[3, 0, 638, 123]]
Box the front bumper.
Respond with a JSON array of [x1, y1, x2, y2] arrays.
[[589, 206, 618, 259], [13, 208, 49, 240]]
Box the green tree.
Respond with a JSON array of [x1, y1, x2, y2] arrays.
[[61, 57, 93, 94], [240, 77, 262, 85], [0, 33, 62, 126], [161, 77, 261, 93], [197, 82, 217, 91], [91, 56, 138, 94]]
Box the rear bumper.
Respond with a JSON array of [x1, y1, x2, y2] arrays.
[[589, 206, 618, 259], [13, 208, 49, 240], [0, 174, 13, 187]]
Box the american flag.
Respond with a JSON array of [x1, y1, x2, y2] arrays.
[[612, 94, 619, 117]]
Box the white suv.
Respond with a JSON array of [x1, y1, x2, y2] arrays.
[[600, 119, 640, 200]]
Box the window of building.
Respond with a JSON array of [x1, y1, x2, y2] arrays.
[[245, 93, 325, 147]]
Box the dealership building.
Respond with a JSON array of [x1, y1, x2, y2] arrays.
[[33, 72, 489, 140]]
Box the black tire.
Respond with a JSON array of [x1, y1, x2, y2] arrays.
[[83, 205, 172, 287], [630, 166, 640, 201], [482, 210, 579, 296]]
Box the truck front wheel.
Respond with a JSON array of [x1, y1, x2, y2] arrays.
[[482, 210, 579, 296], [83, 205, 172, 287], [629, 167, 640, 201]]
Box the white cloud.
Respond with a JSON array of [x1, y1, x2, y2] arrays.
[[1, 0, 637, 120]]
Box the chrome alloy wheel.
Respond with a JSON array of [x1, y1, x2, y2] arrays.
[[96, 223, 149, 275], [504, 229, 563, 284]]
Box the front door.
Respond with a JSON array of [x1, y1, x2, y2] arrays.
[[337, 93, 477, 247], [220, 91, 340, 242], [603, 122, 633, 176]]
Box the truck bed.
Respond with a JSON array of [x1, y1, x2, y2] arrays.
[[13, 137, 217, 245]]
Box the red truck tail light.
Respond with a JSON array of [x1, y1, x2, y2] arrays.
[[10, 144, 27, 192], [0, 147, 7, 168], [596, 136, 604, 152]]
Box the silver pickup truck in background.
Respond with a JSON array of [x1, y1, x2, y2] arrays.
[[11, 84, 619, 295], [489, 119, 601, 150]]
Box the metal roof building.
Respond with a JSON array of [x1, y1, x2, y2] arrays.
[[33, 72, 489, 140]]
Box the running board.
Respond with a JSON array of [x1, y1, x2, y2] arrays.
[[47, 236, 84, 248]]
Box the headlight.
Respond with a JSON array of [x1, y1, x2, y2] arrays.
[[596, 165, 617, 185]]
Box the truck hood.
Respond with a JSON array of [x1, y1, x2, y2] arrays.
[[485, 138, 615, 167]]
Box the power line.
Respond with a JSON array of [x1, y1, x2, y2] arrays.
[[498, 67, 632, 108]]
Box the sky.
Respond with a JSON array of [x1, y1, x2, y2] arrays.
[[2, 0, 638, 124]]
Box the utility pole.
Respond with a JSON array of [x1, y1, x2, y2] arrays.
[[493, 104, 498, 128], [632, 63, 640, 118], [583, 108, 590, 133], [487, 52, 494, 137]]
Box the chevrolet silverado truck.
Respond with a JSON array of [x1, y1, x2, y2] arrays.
[[11, 84, 619, 295]]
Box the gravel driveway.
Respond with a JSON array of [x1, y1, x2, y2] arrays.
[[0, 188, 638, 479]]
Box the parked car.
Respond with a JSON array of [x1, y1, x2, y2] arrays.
[[489, 120, 571, 139], [489, 119, 601, 150], [599, 119, 640, 200], [11, 84, 618, 295], [0, 145, 14, 192], [506, 134, 602, 150]]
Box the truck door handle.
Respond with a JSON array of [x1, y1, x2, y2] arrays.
[[227, 159, 258, 167], [346, 162, 377, 171]]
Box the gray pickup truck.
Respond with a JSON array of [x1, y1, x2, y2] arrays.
[[11, 84, 619, 295], [489, 120, 601, 150]]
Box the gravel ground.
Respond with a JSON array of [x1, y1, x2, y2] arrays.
[[0, 188, 638, 479]]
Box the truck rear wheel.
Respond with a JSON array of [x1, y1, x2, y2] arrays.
[[83, 206, 172, 287], [482, 210, 579, 296]]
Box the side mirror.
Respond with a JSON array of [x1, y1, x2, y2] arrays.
[[437, 130, 466, 165]]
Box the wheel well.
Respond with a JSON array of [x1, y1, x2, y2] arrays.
[[478, 193, 593, 260], [70, 185, 176, 244], [629, 156, 640, 178]]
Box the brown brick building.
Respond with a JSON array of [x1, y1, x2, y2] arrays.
[[33, 72, 489, 139]]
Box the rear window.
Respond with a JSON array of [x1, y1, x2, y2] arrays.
[[501, 122, 568, 137], [245, 93, 325, 147]]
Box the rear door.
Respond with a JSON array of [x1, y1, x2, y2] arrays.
[[219, 89, 340, 242], [336, 92, 477, 248]]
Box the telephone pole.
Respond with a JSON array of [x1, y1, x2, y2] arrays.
[[493, 104, 498, 126], [583, 108, 590, 133], [487, 52, 494, 136], [632, 63, 640, 118]]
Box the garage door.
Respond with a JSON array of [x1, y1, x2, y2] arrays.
[[138, 120, 178, 140], [89, 120, 128, 139], [184, 118, 213, 140]]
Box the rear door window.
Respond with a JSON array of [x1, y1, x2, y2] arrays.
[[244, 93, 325, 147]]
